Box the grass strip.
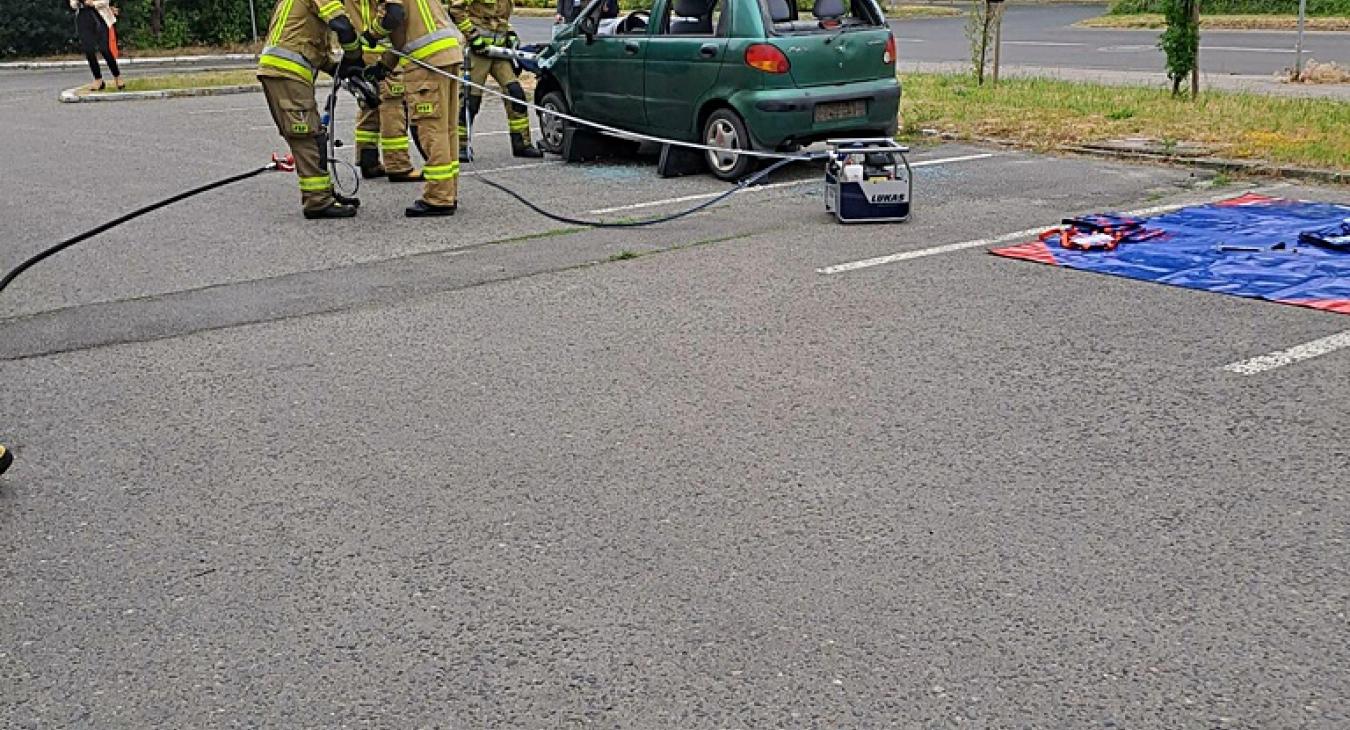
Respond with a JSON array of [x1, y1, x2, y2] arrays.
[[899, 72, 1350, 171], [113, 69, 261, 93], [1080, 13, 1350, 30]]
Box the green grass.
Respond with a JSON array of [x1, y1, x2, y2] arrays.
[[886, 5, 962, 18], [1110, 0, 1350, 13], [1081, 13, 1350, 29], [113, 69, 260, 93], [900, 73, 1350, 171]]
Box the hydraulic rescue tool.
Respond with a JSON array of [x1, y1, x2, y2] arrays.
[[321, 75, 382, 206]]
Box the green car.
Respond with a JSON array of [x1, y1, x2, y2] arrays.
[[532, 0, 901, 180]]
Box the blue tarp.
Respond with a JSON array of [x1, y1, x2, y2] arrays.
[[992, 194, 1350, 315]]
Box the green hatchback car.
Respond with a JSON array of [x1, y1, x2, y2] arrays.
[[532, 0, 900, 180]]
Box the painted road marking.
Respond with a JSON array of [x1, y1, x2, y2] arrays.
[[1100, 44, 1295, 54], [464, 160, 563, 176], [188, 106, 258, 115], [587, 153, 996, 216], [818, 226, 1050, 274], [1223, 330, 1350, 375], [818, 185, 1290, 275], [1202, 45, 1297, 54], [1004, 41, 1087, 47]]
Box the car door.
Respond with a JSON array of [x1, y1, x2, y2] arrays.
[[642, 0, 729, 136], [564, 10, 647, 126]]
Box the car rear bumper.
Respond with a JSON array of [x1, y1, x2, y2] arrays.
[[732, 78, 901, 150]]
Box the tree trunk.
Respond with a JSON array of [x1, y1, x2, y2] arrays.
[[151, 0, 165, 39]]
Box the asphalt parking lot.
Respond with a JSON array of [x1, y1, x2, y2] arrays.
[[3, 71, 1349, 727]]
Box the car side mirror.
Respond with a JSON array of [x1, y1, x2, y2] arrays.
[[578, 13, 599, 43]]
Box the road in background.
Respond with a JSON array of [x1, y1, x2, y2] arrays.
[[513, 3, 1350, 76]]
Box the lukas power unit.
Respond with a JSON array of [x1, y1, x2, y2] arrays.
[[824, 139, 913, 224]]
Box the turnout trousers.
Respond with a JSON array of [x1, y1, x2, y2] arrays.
[[459, 55, 532, 145], [403, 64, 462, 207], [354, 71, 416, 176], [260, 75, 334, 212]]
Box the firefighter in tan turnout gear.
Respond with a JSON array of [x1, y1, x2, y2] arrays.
[[448, 0, 543, 161], [258, 0, 366, 219], [345, 0, 422, 182], [362, 0, 464, 216]]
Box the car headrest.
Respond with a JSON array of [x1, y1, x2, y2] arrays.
[[674, 0, 714, 17], [813, 0, 845, 19], [767, 0, 793, 22]]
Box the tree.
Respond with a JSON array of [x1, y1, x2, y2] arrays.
[[1159, 0, 1200, 97]]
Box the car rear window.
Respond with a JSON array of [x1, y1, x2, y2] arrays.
[[762, 0, 885, 33]]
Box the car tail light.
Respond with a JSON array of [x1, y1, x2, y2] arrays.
[[883, 34, 896, 66], [745, 44, 790, 74]]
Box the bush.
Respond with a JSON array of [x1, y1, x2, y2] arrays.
[[1111, 0, 1350, 14], [0, 0, 273, 58], [0, 0, 79, 57]]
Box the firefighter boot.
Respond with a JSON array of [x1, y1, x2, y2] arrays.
[[304, 202, 359, 220], [406, 199, 457, 218], [387, 169, 424, 184], [511, 132, 543, 159], [333, 191, 362, 208], [359, 147, 385, 179], [0, 443, 11, 476]]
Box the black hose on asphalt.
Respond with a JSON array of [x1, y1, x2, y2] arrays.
[[0, 163, 281, 296]]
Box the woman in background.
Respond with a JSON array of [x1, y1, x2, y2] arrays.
[[71, 0, 122, 91]]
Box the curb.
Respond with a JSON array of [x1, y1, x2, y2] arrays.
[[2, 53, 256, 71], [1064, 145, 1349, 186], [59, 83, 260, 103], [59, 78, 334, 103]]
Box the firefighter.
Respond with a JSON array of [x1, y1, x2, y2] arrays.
[[346, 0, 422, 183], [362, 0, 464, 216], [258, 0, 366, 219], [448, 0, 543, 161]]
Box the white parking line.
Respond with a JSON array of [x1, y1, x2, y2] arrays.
[[588, 152, 996, 216], [818, 225, 1049, 274], [1203, 45, 1297, 54], [1223, 330, 1350, 375], [1004, 41, 1087, 47], [817, 184, 1290, 275], [188, 106, 257, 115], [464, 160, 563, 176]]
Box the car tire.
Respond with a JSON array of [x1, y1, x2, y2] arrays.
[[702, 108, 755, 182], [536, 90, 570, 155]]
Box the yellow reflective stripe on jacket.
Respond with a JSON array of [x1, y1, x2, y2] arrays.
[[269, 0, 296, 45], [507, 117, 529, 132], [415, 0, 436, 33], [422, 162, 459, 181], [317, 1, 345, 21], [354, 130, 381, 143], [298, 174, 333, 191], [259, 53, 316, 83], [380, 136, 410, 150], [411, 35, 459, 60], [456, 18, 473, 33]]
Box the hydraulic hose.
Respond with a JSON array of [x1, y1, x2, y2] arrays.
[[0, 160, 288, 296], [474, 157, 802, 228]]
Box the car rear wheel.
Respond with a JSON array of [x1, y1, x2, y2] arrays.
[[703, 109, 755, 182], [536, 90, 569, 155]]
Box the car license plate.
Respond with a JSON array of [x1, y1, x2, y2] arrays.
[[814, 100, 866, 123]]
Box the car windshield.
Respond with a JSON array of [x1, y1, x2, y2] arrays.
[[762, 0, 885, 34]]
